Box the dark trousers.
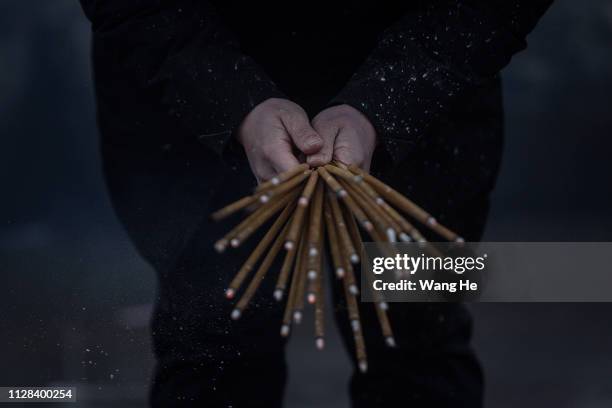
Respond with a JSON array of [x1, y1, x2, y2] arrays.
[[149, 244, 483, 407]]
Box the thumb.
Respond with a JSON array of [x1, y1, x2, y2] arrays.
[[307, 120, 337, 167], [280, 110, 323, 155]]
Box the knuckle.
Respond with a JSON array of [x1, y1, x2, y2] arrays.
[[286, 114, 307, 132], [311, 115, 330, 131], [259, 98, 297, 118], [282, 109, 308, 127], [334, 104, 360, 122], [315, 106, 354, 129], [295, 128, 317, 142]]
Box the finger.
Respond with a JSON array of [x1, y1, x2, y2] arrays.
[[264, 139, 301, 174], [332, 146, 357, 167], [308, 120, 337, 167], [271, 152, 301, 174], [334, 147, 371, 172], [332, 130, 369, 171], [333, 147, 371, 172], [280, 109, 323, 155], [253, 159, 277, 184]]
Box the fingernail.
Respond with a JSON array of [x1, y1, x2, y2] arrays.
[[306, 136, 322, 148]]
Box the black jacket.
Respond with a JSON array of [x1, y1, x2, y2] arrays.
[[80, 0, 551, 274]]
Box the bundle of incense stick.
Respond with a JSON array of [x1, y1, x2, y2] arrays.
[[212, 162, 463, 372]]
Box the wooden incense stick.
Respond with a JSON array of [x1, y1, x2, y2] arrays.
[[230, 189, 300, 248], [212, 165, 308, 220], [331, 197, 359, 296], [323, 198, 345, 279], [258, 168, 311, 203], [345, 200, 395, 346], [341, 251, 359, 296], [214, 188, 298, 252], [320, 166, 373, 231], [306, 183, 324, 280], [298, 170, 319, 206], [274, 235, 298, 301], [375, 302, 395, 347], [307, 181, 325, 257], [307, 214, 325, 304], [255, 163, 309, 193], [347, 179, 401, 240], [333, 167, 404, 241], [348, 164, 463, 242], [292, 225, 310, 324], [225, 202, 296, 299], [314, 255, 325, 350], [284, 171, 319, 250], [340, 179, 392, 240], [360, 248, 395, 346], [327, 190, 359, 264], [231, 222, 290, 319], [326, 165, 397, 236], [316, 165, 346, 197], [211, 195, 258, 222], [343, 273, 367, 372], [382, 203, 426, 242], [280, 228, 306, 337], [346, 209, 396, 347]]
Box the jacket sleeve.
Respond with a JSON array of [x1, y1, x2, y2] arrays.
[[331, 0, 553, 164], [79, 0, 283, 158]]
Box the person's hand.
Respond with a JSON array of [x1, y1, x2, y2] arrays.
[[307, 104, 376, 172], [238, 98, 323, 182]]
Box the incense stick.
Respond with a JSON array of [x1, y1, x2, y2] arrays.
[[211, 195, 258, 221], [280, 228, 306, 336], [323, 197, 345, 279], [213, 161, 466, 359], [215, 188, 298, 252], [259, 168, 311, 203], [314, 256, 325, 350], [256, 163, 309, 193], [307, 181, 324, 257], [321, 166, 373, 231], [284, 171, 319, 250], [307, 213, 325, 304], [327, 191, 359, 264], [293, 226, 310, 324], [340, 179, 392, 240], [274, 235, 298, 301], [230, 189, 299, 248], [343, 271, 367, 372], [375, 302, 395, 347], [340, 208, 360, 295], [225, 201, 296, 299], [231, 222, 291, 319], [348, 165, 463, 242], [347, 211, 396, 347]]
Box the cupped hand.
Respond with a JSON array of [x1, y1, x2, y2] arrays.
[[307, 104, 376, 172], [238, 98, 323, 182]]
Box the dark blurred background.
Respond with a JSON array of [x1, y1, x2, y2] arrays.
[[1, 1, 611, 407]]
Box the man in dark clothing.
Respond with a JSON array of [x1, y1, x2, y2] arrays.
[[79, 1, 552, 406]]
